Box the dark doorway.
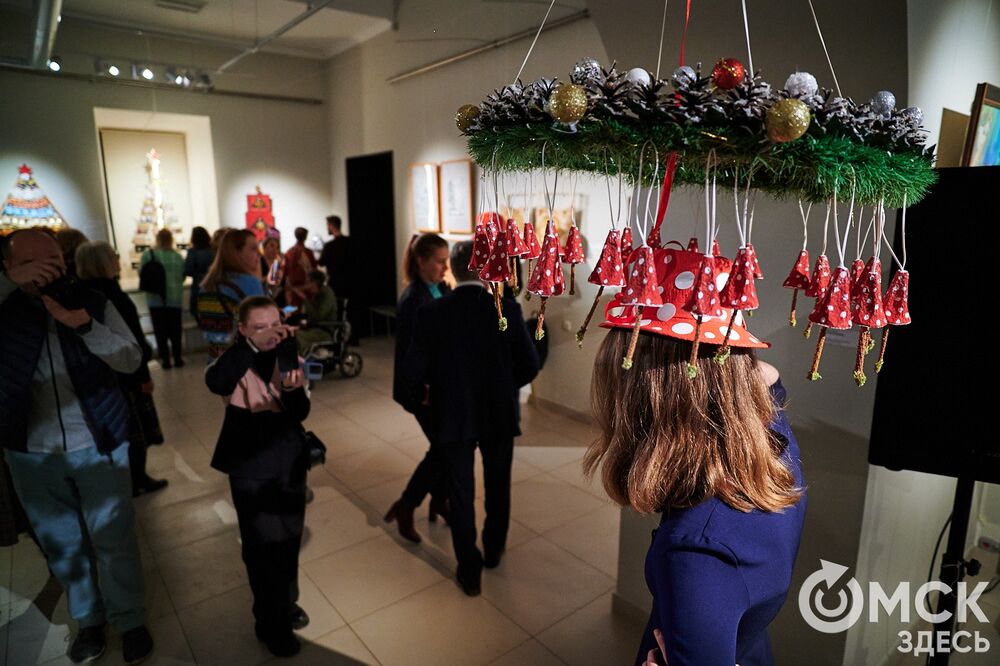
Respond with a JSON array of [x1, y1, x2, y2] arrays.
[[345, 151, 397, 339]]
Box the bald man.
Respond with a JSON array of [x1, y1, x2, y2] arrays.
[[0, 229, 153, 664]]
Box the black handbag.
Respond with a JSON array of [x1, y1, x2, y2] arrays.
[[264, 383, 326, 469]]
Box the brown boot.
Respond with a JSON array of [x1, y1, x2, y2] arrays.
[[384, 499, 421, 543]]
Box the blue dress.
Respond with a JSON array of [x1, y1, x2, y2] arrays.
[[635, 379, 806, 666]]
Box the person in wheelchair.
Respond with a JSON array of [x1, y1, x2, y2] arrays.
[[293, 271, 338, 356]]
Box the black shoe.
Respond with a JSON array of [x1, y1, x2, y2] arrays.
[[258, 630, 301, 658], [290, 604, 310, 631], [161, 360, 172, 370], [428, 497, 450, 525], [174, 358, 185, 368], [132, 477, 169, 497], [121, 625, 154, 665], [484, 549, 505, 569], [455, 571, 481, 597], [69, 624, 106, 663], [384, 499, 421, 543]]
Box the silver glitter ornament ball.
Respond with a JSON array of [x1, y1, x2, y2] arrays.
[[871, 90, 896, 116], [901, 106, 923, 125], [570, 57, 603, 85], [672, 65, 697, 88], [784, 72, 818, 97]]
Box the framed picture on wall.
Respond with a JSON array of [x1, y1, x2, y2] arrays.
[[410, 162, 440, 232], [961, 82, 1000, 166], [439, 159, 474, 234]]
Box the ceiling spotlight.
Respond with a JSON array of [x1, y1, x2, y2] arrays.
[[195, 72, 213, 89], [47, 57, 61, 72], [141, 67, 154, 80], [108, 65, 120, 77]]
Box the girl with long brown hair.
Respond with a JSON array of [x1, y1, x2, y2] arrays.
[[384, 233, 452, 541], [587, 244, 805, 666]]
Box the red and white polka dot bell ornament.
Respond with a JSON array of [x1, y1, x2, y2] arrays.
[[526, 221, 565, 339], [806, 197, 855, 381], [564, 225, 585, 294], [468, 223, 493, 271], [783, 202, 813, 327], [576, 229, 626, 347], [504, 218, 529, 289], [620, 226, 634, 261], [479, 226, 512, 330], [850, 255, 885, 386], [716, 245, 760, 362], [876, 198, 912, 374]]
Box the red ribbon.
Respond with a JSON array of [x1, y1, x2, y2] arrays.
[[679, 0, 692, 66], [647, 152, 679, 248]]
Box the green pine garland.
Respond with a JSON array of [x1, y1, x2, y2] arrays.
[[466, 118, 936, 207]]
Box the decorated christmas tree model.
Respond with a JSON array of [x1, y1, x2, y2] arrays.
[[0, 164, 67, 235], [130, 149, 185, 267]]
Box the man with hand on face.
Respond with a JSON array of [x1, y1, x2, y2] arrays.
[[0, 229, 152, 664], [205, 296, 312, 658]]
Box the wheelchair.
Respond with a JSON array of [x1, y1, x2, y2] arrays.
[[302, 319, 363, 379]]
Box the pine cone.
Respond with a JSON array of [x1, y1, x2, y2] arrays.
[[588, 65, 630, 119], [523, 78, 558, 121], [672, 67, 725, 125], [725, 72, 775, 130]]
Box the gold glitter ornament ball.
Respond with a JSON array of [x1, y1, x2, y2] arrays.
[[766, 98, 812, 142], [455, 104, 480, 132], [548, 84, 588, 125]]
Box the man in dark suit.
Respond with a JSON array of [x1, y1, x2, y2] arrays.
[[402, 240, 539, 595]]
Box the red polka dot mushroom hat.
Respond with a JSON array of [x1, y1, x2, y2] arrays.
[[600, 246, 769, 350]]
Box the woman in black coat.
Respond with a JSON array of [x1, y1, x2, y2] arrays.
[[204, 296, 311, 658], [384, 233, 452, 543], [76, 241, 168, 496]]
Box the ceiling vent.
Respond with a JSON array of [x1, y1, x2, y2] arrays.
[[154, 0, 207, 13]]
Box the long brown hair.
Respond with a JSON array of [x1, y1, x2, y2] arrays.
[[201, 228, 255, 292], [402, 233, 448, 284], [585, 330, 801, 514]]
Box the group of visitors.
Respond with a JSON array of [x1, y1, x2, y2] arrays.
[[0, 215, 354, 662], [1, 213, 807, 666]]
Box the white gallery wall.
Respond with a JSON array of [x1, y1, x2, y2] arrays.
[[0, 14, 333, 246]]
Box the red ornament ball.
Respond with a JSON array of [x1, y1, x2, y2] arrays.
[[712, 58, 746, 90]]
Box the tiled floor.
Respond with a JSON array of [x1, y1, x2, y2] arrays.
[[1, 338, 643, 665]]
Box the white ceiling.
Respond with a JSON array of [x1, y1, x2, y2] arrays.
[[59, 0, 395, 59]]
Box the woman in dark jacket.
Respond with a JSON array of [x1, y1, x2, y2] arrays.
[[384, 233, 452, 542], [184, 226, 214, 320], [205, 296, 311, 658], [76, 240, 168, 496]]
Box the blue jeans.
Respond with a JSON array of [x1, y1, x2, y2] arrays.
[[4, 445, 146, 631]]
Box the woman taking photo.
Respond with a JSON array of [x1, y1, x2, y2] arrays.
[[205, 296, 310, 658], [384, 233, 452, 542], [587, 245, 806, 666], [75, 240, 168, 496]]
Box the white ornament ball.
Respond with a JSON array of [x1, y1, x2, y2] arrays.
[[871, 90, 896, 117], [784, 71, 818, 97], [626, 67, 652, 88]]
